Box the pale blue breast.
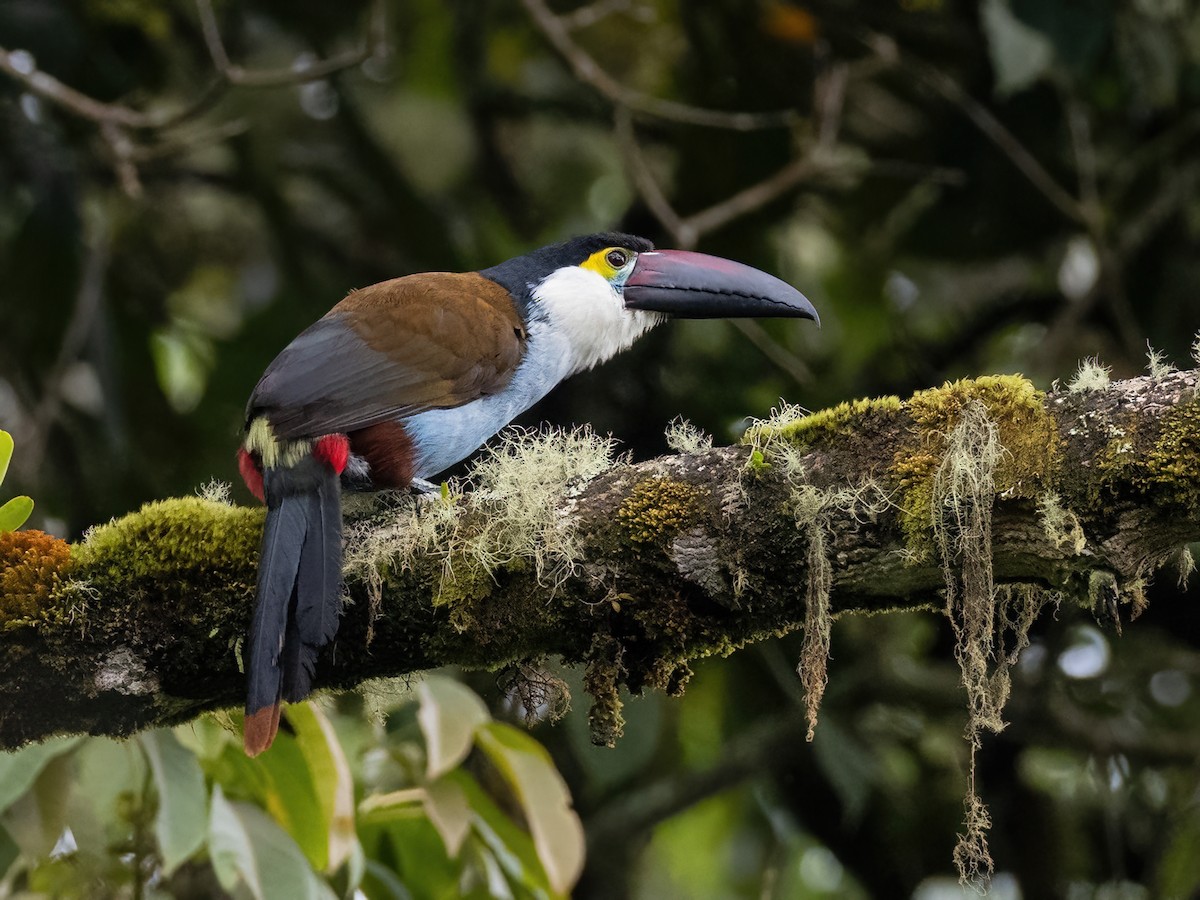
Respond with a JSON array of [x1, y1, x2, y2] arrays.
[[402, 322, 575, 480]]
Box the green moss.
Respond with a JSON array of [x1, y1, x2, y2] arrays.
[[584, 632, 625, 747], [1100, 398, 1200, 511], [1090, 397, 1200, 515], [68, 497, 264, 649], [432, 555, 494, 611], [617, 478, 707, 545], [743, 395, 903, 450], [892, 375, 1059, 558]]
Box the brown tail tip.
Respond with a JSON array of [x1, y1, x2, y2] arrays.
[[243, 703, 283, 756]]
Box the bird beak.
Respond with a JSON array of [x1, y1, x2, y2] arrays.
[[623, 250, 819, 324]]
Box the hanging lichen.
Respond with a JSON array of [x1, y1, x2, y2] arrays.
[[894, 375, 1059, 561], [741, 403, 894, 742]]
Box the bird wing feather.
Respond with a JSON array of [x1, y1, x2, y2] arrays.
[[249, 273, 526, 439]]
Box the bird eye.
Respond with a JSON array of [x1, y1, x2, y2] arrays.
[[606, 249, 630, 269]]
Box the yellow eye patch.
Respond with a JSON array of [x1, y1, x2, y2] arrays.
[[581, 247, 633, 278]]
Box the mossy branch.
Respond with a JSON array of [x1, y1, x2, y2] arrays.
[[3, 370, 1200, 752]]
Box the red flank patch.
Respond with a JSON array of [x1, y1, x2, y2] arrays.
[[238, 448, 265, 502], [313, 434, 350, 474]]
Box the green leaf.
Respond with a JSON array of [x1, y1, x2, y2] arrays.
[[285, 702, 358, 873], [67, 737, 148, 857], [251, 731, 329, 869], [366, 814, 461, 898], [453, 770, 553, 896], [425, 771, 472, 857], [0, 496, 34, 532], [416, 676, 490, 780], [359, 858, 416, 900], [0, 736, 81, 813], [0, 430, 12, 485], [139, 730, 208, 875], [358, 788, 426, 827], [209, 786, 333, 900], [475, 723, 584, 895]]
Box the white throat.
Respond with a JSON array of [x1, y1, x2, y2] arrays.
[[530, 266, 664, 375]]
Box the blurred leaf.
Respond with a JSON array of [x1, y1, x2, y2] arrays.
[[0, 496, 34, 531], [1157, 808, 1200, 898], [475, 723, 584, 895], [0, 430, 12, 485], [1, 748, 77, 862], [358, 789, 426, 827], [209, 786, 333, 900], [358, 787, 468, 896], [981, 0, 1055, 95], [0, 736, 81, 813], [0, 824, 16, 881], [252, 732, 329, 870], [150, 325, 214, 414], [425, 771, 472, 858], [454, 770, 552, 897], [643, 792, 743, 898], [68, 737, 147, 855], [417, 676, 490, 780], [139, 730, 208, 875], [172, 714, 235, 761], [286, 702, 358, 873], [360, 858, 416, 900]]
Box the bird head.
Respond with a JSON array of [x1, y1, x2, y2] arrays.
[[481, 232, 818, 373]]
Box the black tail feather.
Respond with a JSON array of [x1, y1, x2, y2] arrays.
[[283, 468, 343, 702], [245, 491, 307, 720], [245, 457, 343, 754]]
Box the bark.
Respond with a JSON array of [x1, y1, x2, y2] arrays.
[[2, 370, 1198, 749]]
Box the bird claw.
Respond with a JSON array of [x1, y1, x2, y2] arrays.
[[410, 478, 441, 494]]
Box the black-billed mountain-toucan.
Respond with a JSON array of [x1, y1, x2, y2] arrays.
[[237, 232, 818, 754]]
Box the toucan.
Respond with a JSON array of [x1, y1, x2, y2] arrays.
[[236, 232, 818, 755]]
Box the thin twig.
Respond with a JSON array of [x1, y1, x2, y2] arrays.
[[889, 43, 1085, 225], [519, 0, 796, 131], [730, 320, 813, 384], [1055, 86, 1141, 360], [0, 46, 157, 128], [814, 60, 849, 148], [26, 210, 113, 472], [681, 155, 828, 238], [101, 122, 143, 198], [616, 111, 816, 383], [614, 107, 693, 246], [194, 0, 387, 88], [0, 0, 387, 133], [126, 119, 251, 163], [1062, 89, 1102, 229], [561, 0, 645, 30]]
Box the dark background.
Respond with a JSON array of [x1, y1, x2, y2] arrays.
[[2, 0, 1199, 896]]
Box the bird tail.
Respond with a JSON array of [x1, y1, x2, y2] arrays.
[[241, 432, 348, 756]]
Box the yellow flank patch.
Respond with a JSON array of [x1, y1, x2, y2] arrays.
[[580, 248, 619, 279], [245, 417, 310, 469]]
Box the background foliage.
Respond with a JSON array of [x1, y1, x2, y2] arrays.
[[2, 0, 1200, 897]]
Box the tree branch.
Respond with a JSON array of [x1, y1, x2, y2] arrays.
[[3, 371, 1199, 749], [518, 0, 797, 130]]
